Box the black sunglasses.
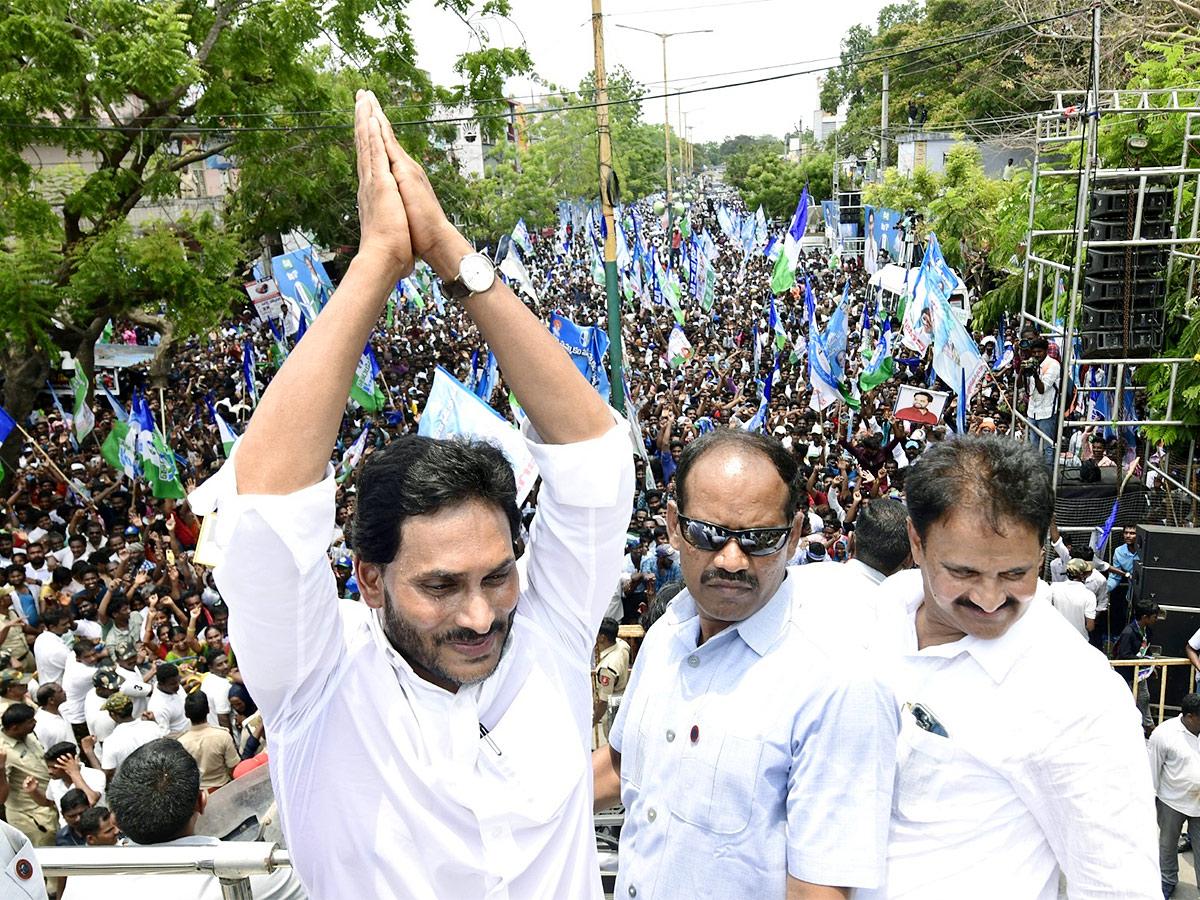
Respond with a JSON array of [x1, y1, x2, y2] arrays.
[[676, 514, 792, 557]]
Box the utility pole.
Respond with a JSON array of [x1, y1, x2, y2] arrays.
[[615, 24, 711, 209], [879, 64, 889, 182], [676, 91, 685, 188], [591, 0, 624, 413]]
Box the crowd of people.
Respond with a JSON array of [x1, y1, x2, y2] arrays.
[[0, 88, 1189, 898]]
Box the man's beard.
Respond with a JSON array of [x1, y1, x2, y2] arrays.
[[380, 586, 516, 690]]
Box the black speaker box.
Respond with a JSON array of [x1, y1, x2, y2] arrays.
[[1088, 219, 1170, 242], [1084, 277, 1166, 305], [1143, 606, 1200, 710], [1080, 329, 1160, 358], [1137, 525, 1200, 570], [1085, 247, 1169, 277], [1089, 186, 1172, 217], [1080, 304, 1164, 332], [1058, 465, 1120, 485], [1134, 563, 1200, 606]]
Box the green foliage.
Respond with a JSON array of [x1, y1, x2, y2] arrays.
[[463, 66, 668, 244], [0, 0, 530, 410]]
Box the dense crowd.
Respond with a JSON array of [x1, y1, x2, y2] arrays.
[[0, 170, 1178, 897]]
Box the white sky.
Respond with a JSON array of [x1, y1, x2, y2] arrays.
[[404, 0, 895, 144]]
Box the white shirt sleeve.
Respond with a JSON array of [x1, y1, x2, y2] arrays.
[[1189, 627, 1200, 652], [1051, 538, 1071, 566], [516, 417, 635, 663]]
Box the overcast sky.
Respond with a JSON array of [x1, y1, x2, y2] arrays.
[[404, 0, 896, 144]]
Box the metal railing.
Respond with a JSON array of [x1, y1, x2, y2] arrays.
[[36, 842, 291, 900]]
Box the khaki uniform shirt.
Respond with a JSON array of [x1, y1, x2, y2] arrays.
[[0, 608, 30, 668], [595, 639, 630, 701], [0, 732, 56, 838], [178, 723, 239, 791]]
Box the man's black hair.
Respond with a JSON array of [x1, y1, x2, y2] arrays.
[[1030, 337, 1049, 352], [1134, 599, 1161, 621], [598, 618, 619, 641], [204, 649, 226, 670], [906, 435, 1052, 544], [1, 704, 34, 730], [913, 390, 933, 402], [36, 683, 60, 707], [1182, 693, 1200, 718], [59, 787, 89, 814], [852, 499, 911, 577], [184, 690, 209, 724], [44, 741, 77, 762], [108, 739, 200, 844], [78, 805, 112, 838], [351, 435, 519, 565], [674, 430, 800, 520], [156, 663, 179, 681]]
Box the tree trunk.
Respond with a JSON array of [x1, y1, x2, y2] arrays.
[[0, 341, 52, 492], [123, 310, 176, 389], [73, 316, 110, 404]]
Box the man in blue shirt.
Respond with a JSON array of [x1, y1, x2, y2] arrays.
[[595, 430, 897, 899], [1106, 526, 1140, 635], [640, 544, 682, 595]]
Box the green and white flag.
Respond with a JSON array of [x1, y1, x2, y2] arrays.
[[100, 421, 141, 480], [214, 413, 238, 458], [668, 324, 693, 367], [701, 262, 717, 313], [349, 343, 386, 413], [655, 258, 684, 324], [770, 187, 809, 294], [71, 368, 94, 442], [138, 427, 186, 499]]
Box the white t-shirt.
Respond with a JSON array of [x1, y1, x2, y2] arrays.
[[200, 673, 232, 728], [147, 687, 188, 735], [33, 632, 70, 687], [45, 767, 108, 827], [1046, 580, 1097, 640], [99, 719, 165, 774], [33, 708, 76, 754], [60, 657, 98, 725]]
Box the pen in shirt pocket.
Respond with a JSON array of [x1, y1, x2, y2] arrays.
[[479, 722, 502, 756], [906, 702, 950, 739]]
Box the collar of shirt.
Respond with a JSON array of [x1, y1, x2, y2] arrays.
[[895, 570, 1039, 684], [666, 573, 793, 657], [844, 558, 887, 586]]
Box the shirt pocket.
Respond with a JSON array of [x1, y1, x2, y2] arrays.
[[672, 734, 763, 835], [894, 724, 958, 824]]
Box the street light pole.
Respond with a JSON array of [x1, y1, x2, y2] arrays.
[[614, 24, 711, 208]]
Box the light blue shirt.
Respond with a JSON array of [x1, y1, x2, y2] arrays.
[[610, 573, 899, 898], [1107, 543, 1139, 592]]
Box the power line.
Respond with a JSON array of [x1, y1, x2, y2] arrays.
[[0, 7, 1092, 136]]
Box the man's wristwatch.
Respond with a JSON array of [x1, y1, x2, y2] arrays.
[[439, 252, 496, 301]]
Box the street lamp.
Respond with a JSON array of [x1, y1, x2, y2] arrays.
[[614, 24, 711, 210]]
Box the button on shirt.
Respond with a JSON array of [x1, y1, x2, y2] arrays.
[[610, 574, 899, 899], [861, 570, 1159, 900], [189, 419, 633, 900], [1148, 715, 1200, 817]]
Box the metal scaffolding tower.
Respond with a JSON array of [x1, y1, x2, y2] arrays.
[[1012, 6, 1200, 518]]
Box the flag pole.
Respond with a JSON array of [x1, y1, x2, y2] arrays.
[[12, 422, 97, 511]]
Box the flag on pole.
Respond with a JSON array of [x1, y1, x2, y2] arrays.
[[0, 406, 17, 444], [100, 381, 128, 422], [45, 382, 79, 450], [769, 295, 787, 351], [512, 218, 533, 257], [130, 391, 185, 499], [956, 369, 968, 434], [242, 340, 258, 406], [668, 325, 693, 367], [71, 368, 95, 442], [100, 420, 141, 480], [337, 424, 371, 483], [744, 354, 779, 433], [350, 343, 386, 412], [805, 279, 841, 412], [475, 350, 500, 403], [1091, 499, 1120, 552], [824, 282, 851, 382], [204, 395, 239, 457], [499, 240, 539, 302], [770, 186, 809, 294], [859, 319, 895, 393]]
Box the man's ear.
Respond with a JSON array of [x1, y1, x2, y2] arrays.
[[665, 501, 683, 551], [906, 518, 925, 569], [356, 560, 386, 610]]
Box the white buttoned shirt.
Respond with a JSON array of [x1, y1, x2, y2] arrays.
[[190, 419, 633, 900], [863, 570, 1159, 900], [1148, 715, 1200, 817], [610, 573, 899, 899]]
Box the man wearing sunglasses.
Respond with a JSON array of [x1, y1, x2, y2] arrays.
[[594, 430, 898, 899]]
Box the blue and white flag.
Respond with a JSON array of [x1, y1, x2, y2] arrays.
[[1091, 499, 1120, 552], [337, 424, 370, 483], [806, 279, 841, 412], [418, 366, 539, 503], [512, 218, 534, 257], [0, 406, 17, 444], [100, 381, 128, 422], [475, 350, 500, 403], [956, 369, 967, 434], [549, 311, 610, 400], [824, 282, 851, 383], [242, 339, 258, 406], [744, 354, 779, 434]]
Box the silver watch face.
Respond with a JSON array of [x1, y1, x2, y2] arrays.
[[460, 254, 495, 294]]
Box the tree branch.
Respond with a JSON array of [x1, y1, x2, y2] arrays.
[[166, 139, 234, 172]]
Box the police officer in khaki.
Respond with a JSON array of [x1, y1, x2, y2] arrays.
[[592, 618, 630, 749], [0, 705, 57, 847], [0, 670, 32, 717]]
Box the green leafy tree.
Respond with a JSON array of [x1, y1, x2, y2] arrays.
[[0, 0, 529, 462]]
